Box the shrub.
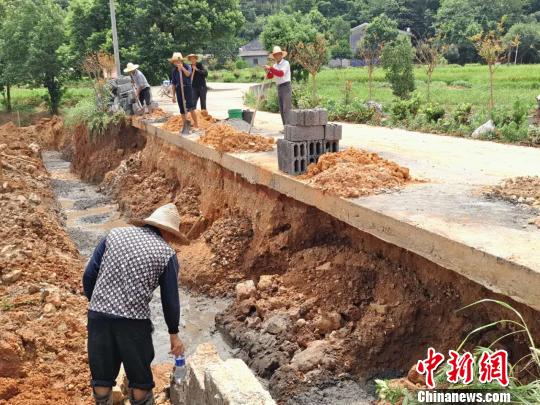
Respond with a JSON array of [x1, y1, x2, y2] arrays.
[[64, 99, 125, 141], [423, 103, 445, 122], [528, 125, 540, 145], [390, 94, 421, 121], [499, 121, 528, 143], [233, 70, 241, 79], [262, 86, 280, 113], [453, 103, 473, 125], [381, 36, 416, 99], [222, 73, 235, 83], [209, 73, 221, 81], [235, 59, 248, 69], [492, 101, 529, 127]]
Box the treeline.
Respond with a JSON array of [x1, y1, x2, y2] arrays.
[[241, 0, 540, 64]]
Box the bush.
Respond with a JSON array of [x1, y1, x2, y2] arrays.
[[528, 125, 540, 145], [453, 103, 473, 125], [381, 36, 415, 99], [262, 86, 280, 113], [492, 101, 529, 127], [423, 103, 445, 122], [222, 73, 235, 83], [64, 99, 126, 141], [499, 121, 528, 143], [233, 70, 241, 79], [390, 94, 421, 121], [235, 59, 248, 69]]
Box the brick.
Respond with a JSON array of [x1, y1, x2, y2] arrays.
[[287, 110, 305, 126], [285, 125, 325, 141], [315, 108, 328, 125], [324, 123, 343, 141], [324, 140, 340, 153], [277, 139, 308, 175], [304, 109, 319, 126]]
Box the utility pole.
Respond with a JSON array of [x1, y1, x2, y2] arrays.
[[109, 0, 121, 77]]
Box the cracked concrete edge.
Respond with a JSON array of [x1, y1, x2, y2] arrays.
[[132, 118, 540, 312]]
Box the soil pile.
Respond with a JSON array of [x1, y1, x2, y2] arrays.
[[301, 148, 411, 198], [486, 176, 540, 227], [198, 123, 274, 153], [143, 107, 169, 120], [162, 110, 216, 131], [0, 122, 89, 403]]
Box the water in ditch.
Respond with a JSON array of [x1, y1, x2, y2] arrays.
[[42, 150, 233, 364]]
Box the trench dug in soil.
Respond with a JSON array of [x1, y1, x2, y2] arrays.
[[3, 118, 540, 404]]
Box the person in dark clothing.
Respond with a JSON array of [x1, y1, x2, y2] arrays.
[[169, 52, 199, 129], [83, 203, 188, 405], [187, 54, 208, 111]]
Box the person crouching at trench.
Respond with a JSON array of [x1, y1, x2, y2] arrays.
[[169, 52, 199, 130], [83, 203, 188, 405]]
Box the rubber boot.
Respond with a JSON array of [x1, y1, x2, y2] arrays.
[[92, 389, 113, 405], [129, 389, 155, 405]]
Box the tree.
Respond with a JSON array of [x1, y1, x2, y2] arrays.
[[470, 19, 507, 112], [261, 11, 318, 81], [416, 37, 447, 102], [295, 34, 329, 105], [504, 23, 540, 63], [357, 14, 398, 101], [0, 0, 66, 114], [381, 36, 415, 99]]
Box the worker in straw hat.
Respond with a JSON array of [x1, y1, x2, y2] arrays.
[[264, 46, 292, 126], [83, 203, 188, 405], [187, 54, 208, 111], [124, 62, 152, 108], [169, 52, 199, 129]]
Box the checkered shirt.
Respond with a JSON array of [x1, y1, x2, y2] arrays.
[[89, 226, 175, 319]]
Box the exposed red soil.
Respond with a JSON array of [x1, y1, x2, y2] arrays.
[[198, 123, 274, 153], [72, 126, 540, 401], [161, 110, 216, 131], [0, 122, 90, 404], [301, 148, 411, 198]]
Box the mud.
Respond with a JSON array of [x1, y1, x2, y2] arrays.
[[70, 126, 540, 403], [301, 148, 412, 198], [198, 123, 275, 153]]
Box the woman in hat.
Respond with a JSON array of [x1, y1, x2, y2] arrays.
[[187, 54, 208, 111], [169, 52, 199, 129], [124, 62, 152, 108], [264, 46, 292, 126], [83, 203, 188, 405]]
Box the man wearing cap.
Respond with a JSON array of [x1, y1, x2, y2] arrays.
[[83, 203, 188, 405], [265, 46, 292, 126], [187, 54, 208, 111], [169, 52, 199, 129], [124, 63, 152, 108]]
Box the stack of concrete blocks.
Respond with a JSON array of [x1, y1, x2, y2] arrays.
[[170, 343, 275, 405], [277, 108, 342, 175]]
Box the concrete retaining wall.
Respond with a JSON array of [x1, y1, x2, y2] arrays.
[[170, 343, 275, 405]]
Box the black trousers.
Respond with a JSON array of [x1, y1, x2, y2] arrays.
[[87, 317, 155, 390], [192, 86, 207, 110], [139, 87, 151, 107]]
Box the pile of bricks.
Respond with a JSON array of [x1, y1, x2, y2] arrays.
[[277, 108, 342, 175]]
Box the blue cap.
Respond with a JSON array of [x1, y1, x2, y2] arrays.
[[175, 356, 185, 367]]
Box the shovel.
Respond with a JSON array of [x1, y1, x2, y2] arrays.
[[179, 77, 191, 135], [132, 85, 145, 116]]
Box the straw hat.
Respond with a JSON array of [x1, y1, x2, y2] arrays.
[[123, 62, 139, 73], [169, 52, 184, 63], [131, 203, 188, 244], [186, 54, 198, 61], [270, 46, 287, 58]]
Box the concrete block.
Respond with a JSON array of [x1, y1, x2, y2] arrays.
[[304, 109, 318, 126], [277, 139, 307, 176], [324, 123, 343, 141], [307, 139, 324, 165], [284, 125, 325, 142], [315, 108, 328, 125], [288, 110, 305, 126], [204, 359, 276, 405], [324, 140, 340, 153]]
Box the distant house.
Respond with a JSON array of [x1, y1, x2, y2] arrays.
[[239, 38, 269, 67], [350, 23, 411, 56]]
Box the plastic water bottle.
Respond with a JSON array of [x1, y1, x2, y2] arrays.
[[174, 355, 186, 384]]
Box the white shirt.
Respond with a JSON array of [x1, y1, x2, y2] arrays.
[[272, 59, 291, 85]]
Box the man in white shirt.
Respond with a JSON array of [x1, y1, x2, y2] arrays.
[[265, 46, 292, 126], [124, 62, 152, 107]]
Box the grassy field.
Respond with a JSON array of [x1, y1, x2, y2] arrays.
[[1, 84, 93, 113]]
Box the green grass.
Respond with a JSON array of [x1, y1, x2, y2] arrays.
[[315, 64, 539, 112], [1, 85, 93, 113]]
